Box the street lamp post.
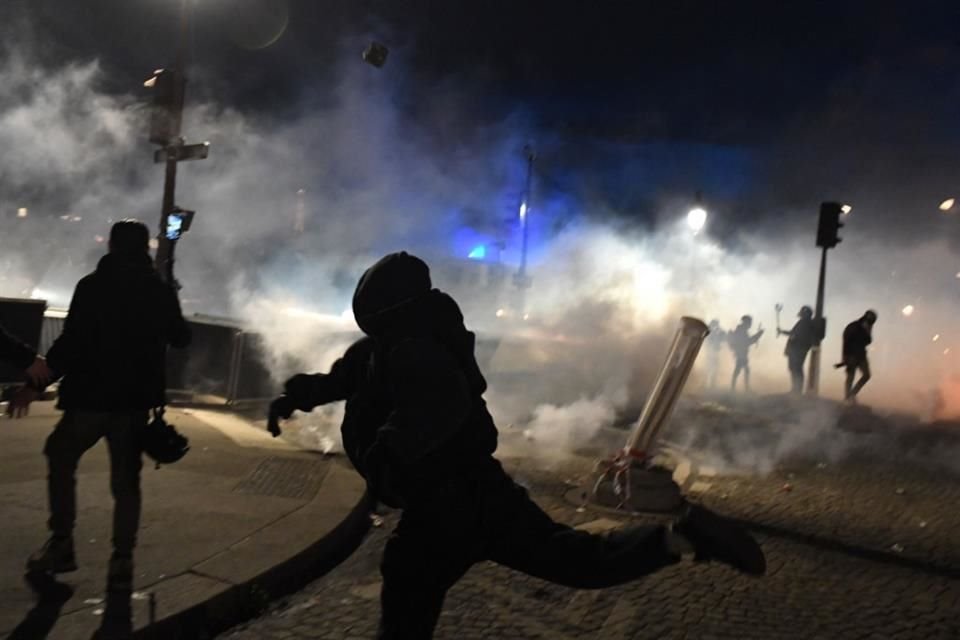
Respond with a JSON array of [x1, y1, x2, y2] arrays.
[[513, 145, 536, 303], [148, 0, 209, 285]]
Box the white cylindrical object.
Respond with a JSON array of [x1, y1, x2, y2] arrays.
[[625, 316, 709, 456]]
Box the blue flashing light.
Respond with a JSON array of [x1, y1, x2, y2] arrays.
[[468, 245, 486, 260]]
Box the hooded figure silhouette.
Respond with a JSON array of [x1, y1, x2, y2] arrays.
[[271, 252, 766, 639]]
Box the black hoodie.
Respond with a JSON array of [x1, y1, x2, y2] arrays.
[[46, 252, 191, 411], [285, 253, 498, 499]]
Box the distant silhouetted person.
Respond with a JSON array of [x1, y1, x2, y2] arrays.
[[23, 220, 190, 597], [270, 252, 765, 639], [778, 305, 816, 394], [838, 309, 877, 403], [704, 319, 726, 389], [728, 315, 764, 392]]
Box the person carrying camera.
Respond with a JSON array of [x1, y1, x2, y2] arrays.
[[23, 220, 191, 596]]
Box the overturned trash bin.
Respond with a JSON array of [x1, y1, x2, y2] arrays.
[[591, 316, 709, 513]]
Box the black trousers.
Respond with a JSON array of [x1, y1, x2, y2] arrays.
[[787, 349, 808, 394], [377, 458, 679, 639], [844, 355, 871, 400], [44, 411, 146, 555]]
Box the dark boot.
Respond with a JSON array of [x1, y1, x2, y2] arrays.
[[673, 503, 766, 576], [27, 536, 77, 574]]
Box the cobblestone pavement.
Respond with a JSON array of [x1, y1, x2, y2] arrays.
[[220, 456, 960, 640], [694, 459, 960, 573]]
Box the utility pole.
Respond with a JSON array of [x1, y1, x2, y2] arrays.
[[147, 0, 208, 285], [513, 145, 536, 305], [807, 202, 845, 395]]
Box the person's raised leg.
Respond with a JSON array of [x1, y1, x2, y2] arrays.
[[483, 460, 764, 589]]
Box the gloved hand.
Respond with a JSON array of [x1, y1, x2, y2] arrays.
[[267, 395, 296, 438]]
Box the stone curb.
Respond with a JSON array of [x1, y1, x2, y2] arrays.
[[48, 464, 372, 640]]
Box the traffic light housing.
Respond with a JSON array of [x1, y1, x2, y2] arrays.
[[816, 202, 844, 249], [144, 69, 186, 146]]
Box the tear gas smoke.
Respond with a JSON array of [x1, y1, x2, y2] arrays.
[[3, 22, 960, 472]]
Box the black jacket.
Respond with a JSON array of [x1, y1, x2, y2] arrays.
[[784, 318, 816, 355], [0, 323, 36, 370], [46, 252, 191, 411], [842, 320, 872, 360], [285, 260, 498, 505]]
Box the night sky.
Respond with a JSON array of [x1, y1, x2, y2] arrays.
[[7, 0, 960, 239], [13, 1, 958, 141]]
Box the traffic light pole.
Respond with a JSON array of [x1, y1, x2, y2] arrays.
[[807, 246, 828, 396]]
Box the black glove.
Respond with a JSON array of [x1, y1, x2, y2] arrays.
[[267, 395, 296, 438]]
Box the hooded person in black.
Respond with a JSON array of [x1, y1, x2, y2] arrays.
[[837, 309, 877, 402], [25, 220, 190, 596], [778, 305, 816, 394], [271, 252, 766, 639]]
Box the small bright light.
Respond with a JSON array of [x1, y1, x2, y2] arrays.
[[72, 215, 82, 222], [523, 313, 530, 321], [468, 245, 486, 260], [519, 202, 527, 222], [149, 238, 159, 250], [902, 305, 915, 317], [945, 348, 952, 355], [17, 207, 28, 218], [495, 308, 505, 318], [687, 207, 707, 233], [95, 235, 105, 243], [933, 334, 940, 342], [940, 198, 955, 212], [60, 214, 71, 221], [841, 204, 852, 215]]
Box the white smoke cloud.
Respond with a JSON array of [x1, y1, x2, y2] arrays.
[[3, 16, 960, 480]]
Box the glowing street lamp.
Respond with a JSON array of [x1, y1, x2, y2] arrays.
[[840, 204, 852, 215], [687, 206, 707, 233], [902, 304, 915, 317], [17, 207, 28, 218], [940, 198, 955, 212]]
